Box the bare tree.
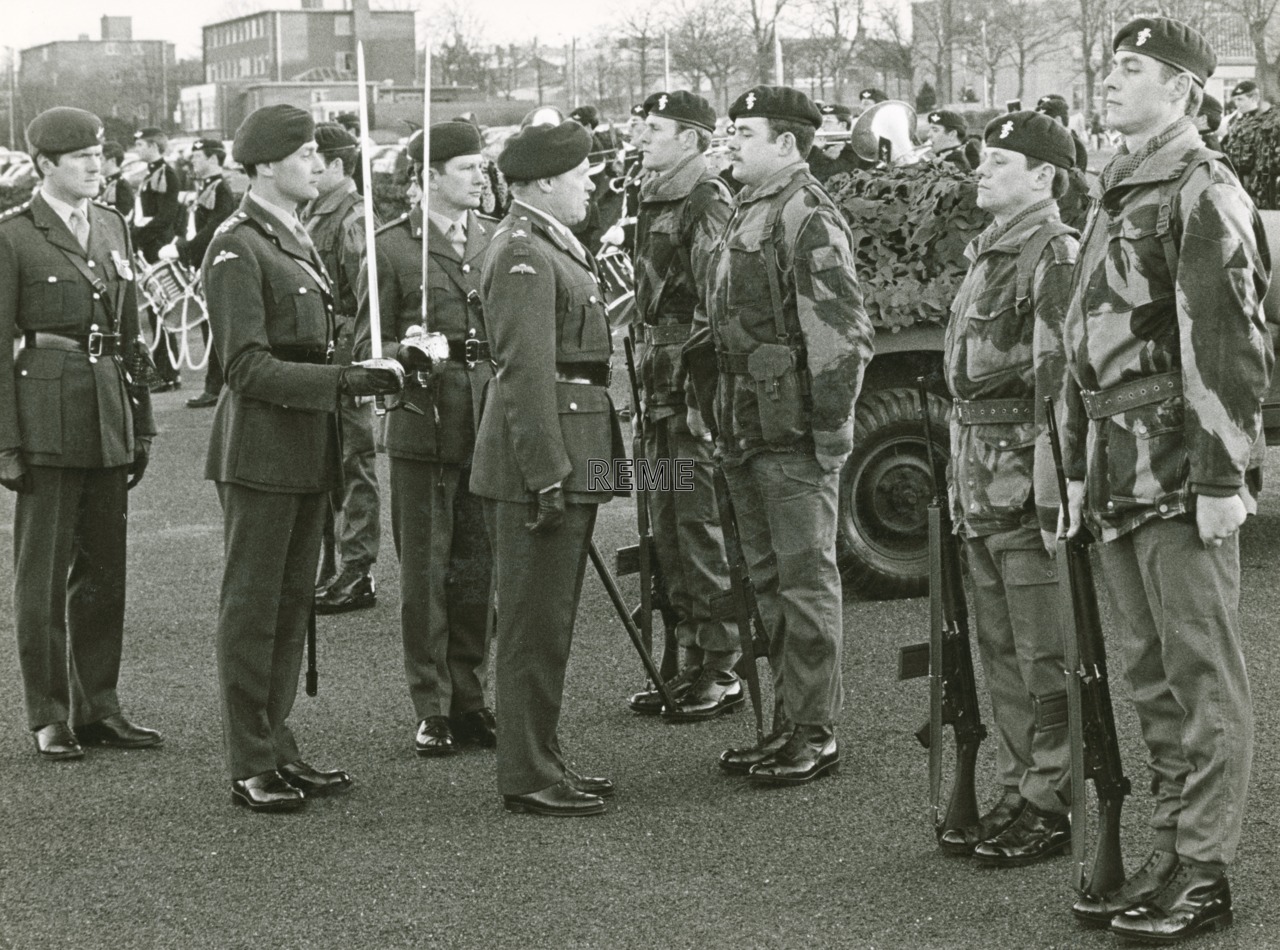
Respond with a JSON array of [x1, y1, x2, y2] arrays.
[[1068, 0, 1112, 125], [670, 0, 753, 108], [739, 0, 792, 83], [429, 0, 488, 87], [800, 0, 863, 101], [964, 0, 1014, 107], [1215, 0, 1280, 96], [617, 9, 668, 98], [864, 1, 914, 98], [912, 0, 967, 103], [1002, 0, 1066, 100]]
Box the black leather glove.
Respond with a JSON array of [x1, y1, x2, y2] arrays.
[[340, 358, 405, 397], [526, 485, 565, 535], [127, 438, 151, 491], [394, 343, 434, 373], [0, 447, 31, 494]]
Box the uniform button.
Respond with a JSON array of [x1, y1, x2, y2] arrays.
[[1158, 504, 1169, 513], [19, 370, 27, 376], [87, 260, 95, 268], [90, 324, 99, 331], [1107, 501, 1115, 509], [998, 439, 1008, 447], [299, 288, 307, 294], [589, 295, 598, 304], [47, 276, 57, 283], [462, 264, 471, 274], [89, 356, 98, 364], [92, 293, 101, 300], [569, 402, 578, 411], [1134, 423, 1147, 435]]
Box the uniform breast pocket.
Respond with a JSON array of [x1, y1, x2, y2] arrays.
[[14, 349, 67, 453], [565, 286, 611, 359], [427, 282, 467, 337], [1103, 396, 1189, 506], [1106, 209, 1175, 327], [962, 290, 1033, 383], [24, 271, 81, 320], [725, 228, 771, 308], [269, 276, 328, 345]]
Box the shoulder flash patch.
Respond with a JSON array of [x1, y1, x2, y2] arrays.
[[0, 200, 31, 224], [212, 250, 240, 266], [508, 263, 537, 276]]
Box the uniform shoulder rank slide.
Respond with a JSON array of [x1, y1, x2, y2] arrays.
[[509, 263, 537, 275], [212, 250, 239, 266], [215, 212, 247, 235]]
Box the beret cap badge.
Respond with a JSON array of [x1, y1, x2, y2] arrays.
[[745, 92, 757, 109], [1137, 27, 1152, 45], [658, 94, 669, 111], [1000, 120, 1014, 138]]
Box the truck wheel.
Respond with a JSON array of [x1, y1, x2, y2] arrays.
[[838, 387, 949, 599]]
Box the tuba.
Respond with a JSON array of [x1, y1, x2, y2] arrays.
[[851, 100, 930, 166]]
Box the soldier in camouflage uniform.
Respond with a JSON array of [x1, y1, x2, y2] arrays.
[[620, 91, 739, 721], [1063, 19, 1271, 942], [686, 85, 874, 785], [1224, 79, 1280, 209], [940, 111, 1078, 867]]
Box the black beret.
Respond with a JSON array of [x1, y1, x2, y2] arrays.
[[192, 138, 226, 156], [927, 109, 967, 134], [233, 104, 315, 165], [498, 119, 592, 182], [728, 85, 822, 128], [630, 103, 648, 118], [569, 105, 600, 129], [1199, 93, 1224, 131], [1113, 16, 1215, 84], [314, 122, 358, 156], [820, 103, 853, 124], [408, 121, 484, 164], [1035, 95, 1069, 123], [646, 90, 717, 132], [1231, 79, 1257, 97], [984, 110, 1076, 169], [26, 107, 104, 154], [859, 88, 887, 103], [134, 127, 166, 144]]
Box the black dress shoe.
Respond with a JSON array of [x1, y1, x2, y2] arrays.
[[1073, 849, 1181, 926], [278, 760, 353, 797], [565, 767, 614, 798], [451, 707, 497, 748], [627, 666, 701, 715], [33, 722, 84, 761], [939, 793, 1027, 856], [662, 670, 744, 722], [748, 725, 840, 785], [503, 781, 606, 817], [972, 801, 1071, 867], [186, 391, 219, 408], [74, 713, 163, 748], [314, 569, 376, 614], [1110, 864, 1232, 943], [415, 716, 458, 756], [719, 724, 792, 775], [232, 770, 306, 812]]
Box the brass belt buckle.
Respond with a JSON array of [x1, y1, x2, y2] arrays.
[[464, 334, 480, 369], [87, 330, 104, 358]]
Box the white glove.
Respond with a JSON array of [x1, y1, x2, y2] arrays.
[[157, 243, 179, 262]]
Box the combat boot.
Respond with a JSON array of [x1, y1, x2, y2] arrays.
[[747, 724, 839, 785], [315, 568, 376, 614], [1109, 864, 1232, 943], [972, 801, 1070, 867], [718, 723, 792, 775], [1072, 848, 1180, 926], [663, 669, 744, 721], [627, 666, 701, 715]]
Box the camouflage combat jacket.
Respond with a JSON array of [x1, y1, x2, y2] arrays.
[[633, 152, 732, 419], [695, 161, 874, 461], [1063, 120, 1273, 542], [1223, 106, 1280, 210], [945, 199, 1077, 538]]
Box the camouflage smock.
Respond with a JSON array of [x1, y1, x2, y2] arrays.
[[633, 152, 732, 420], [696, 161, 874, 462], [1063, 120, 1273, 541], [1222, 105, 1280, 210], [944, 199, 1077, 538]]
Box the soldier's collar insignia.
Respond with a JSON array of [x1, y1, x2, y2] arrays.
[[658, 94, 669, 111], [212, 249, 239, 265], [1136, 27, 1151, 45], [999, 120, 1014, 138], [745, 92, 757, 110]]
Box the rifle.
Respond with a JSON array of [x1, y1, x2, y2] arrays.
[[899, 377, 986, 842], [684, 340, 768, 744], [613, 334, 680, 684], [1045, 397, 1130, 899]]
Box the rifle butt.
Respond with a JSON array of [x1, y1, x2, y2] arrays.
[[939, 737, 983, 837], [1083, 795, 1127, 899]]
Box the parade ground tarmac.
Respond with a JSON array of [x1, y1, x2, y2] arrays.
[[1, 378, 1277, 949]]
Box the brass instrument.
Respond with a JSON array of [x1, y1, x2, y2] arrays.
[[851, 100, 930, 166]]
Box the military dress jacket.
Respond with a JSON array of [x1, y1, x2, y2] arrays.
[[633, 152, 732, 419], [177, 175, 237, 268], [352, 207, 495, 465], [944, 199, 1078, 538], [202, 196, 345, 494], [0, 194, 155, 468], [1063, 120, 1273, 541], [99, 173, 134, 221], [470, 203, 625, 505], [693, 162, 874, 463], [133, 159, 183, 255], [304, 181, 364, 319]]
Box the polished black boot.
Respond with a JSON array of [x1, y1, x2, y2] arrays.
[[718, 723, 792, 775], [973, 801, 1070, 867], [1072, 849, 1180, 926], [747, 725, 839, 785], [663, 670, 744, 722], [627, 667, 701, 715], [938, 792, 1026, 856], [1110, 864, 1232, 943]]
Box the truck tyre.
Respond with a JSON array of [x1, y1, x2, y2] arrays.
[[838, 387, 950, 599]]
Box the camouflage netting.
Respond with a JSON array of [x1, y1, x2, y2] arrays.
[[826, 162, 990, 331]]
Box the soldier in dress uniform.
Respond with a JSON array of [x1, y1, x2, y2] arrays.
[[98, 141, 134, 220], [158, 138, 236, 409], [807, 103, 869, 183], [619, 91, 740, 720], [0, 107, 161, 760], [304, 123, 382, 614], [203, 104, 405, 813], [471, 119, 625, 817], [940, 111, 1078, 865], [132, 128, 184, 391], [856, 88, 887, 115], [353, 121, 498, 756], [1062, 19, 1270, 941], [685, 85, 874, 785], [927, 110, 973, 172]]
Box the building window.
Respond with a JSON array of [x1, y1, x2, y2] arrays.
[[336, 51, 354, 72], [335, 16, 352, 36]]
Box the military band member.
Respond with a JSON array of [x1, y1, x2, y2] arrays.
[[353, 122, 497, 756], [159, 138, 236, 409], [203, 104, 404, 812], [0, 107, 161, 760], [471, 120, 624, 816], [927, 110, 973, 173], [620, 91, 740, 720], [856, 88, 887, 115], [99, 141, 134, 220], [1062, 19, 1270, 940], [689, 86, 873, 785], [807, 103, 870, 183], [131, 127, 182, 263], [305, 122, 382, 613], [940, 111, 1077, 865]]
